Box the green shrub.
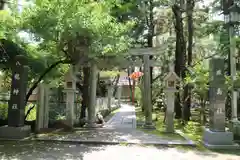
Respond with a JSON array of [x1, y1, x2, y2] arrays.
[[0, 103, 8, 119]]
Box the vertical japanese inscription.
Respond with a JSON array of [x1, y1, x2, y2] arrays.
[[209, 58, 226, 132], [8, 55, 28, 127]]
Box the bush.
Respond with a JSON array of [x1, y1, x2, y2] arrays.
[[0, 103, 8, 120]]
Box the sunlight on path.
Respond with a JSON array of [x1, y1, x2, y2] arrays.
[[83, 145, 240, 160], [104, 104, 136, 129]]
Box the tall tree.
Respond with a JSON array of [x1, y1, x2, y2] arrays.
[[21, 0, 133, 119], [0, 0, 5, 10], [172, 0, 186, 119], [182, 0, 195, 122]]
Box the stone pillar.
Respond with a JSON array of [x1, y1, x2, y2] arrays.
[[86, 63, 98, 127], [36, 84, 50, 132], [107, 84, 113, 111], [143, 54, 154, 129], [63, 66, 77, 128], [0, 55, 31, 139], [202, 58, 237, 149], [117, 86, 122, 106], [43, 86, 49, 128], [8, 55, 28, 127], [208, 58, 227, 132], [36, 83, 45, 132], [65, 89, 75, 127], [164, 90, 175, 133]]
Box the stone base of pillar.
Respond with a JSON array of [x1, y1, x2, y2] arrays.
[[143, 123, 156, 130], [165, 112, 174, 133], [202, 128, 239, 149], [85, 123, 99, 128], [165, 126, 174, 133], [0, 125, 31, 139]]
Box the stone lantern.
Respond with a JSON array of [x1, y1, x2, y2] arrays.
[[163, 66, 180, 91], [64, 69, 77, 90], [163, 65, 180, 133]]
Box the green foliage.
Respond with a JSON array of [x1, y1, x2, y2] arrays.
[[21, 0, 134, 58], [180, 121, 204, 148], [185, 63, 209, 101], [0, 10, 20, 40], [0, 7, 66, 86], [0, 103, 8, 119]]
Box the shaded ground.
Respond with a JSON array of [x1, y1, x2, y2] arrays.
[[35, 104, 193, 145], [36, 128, 190, 145], [0, 141, 239, 160]]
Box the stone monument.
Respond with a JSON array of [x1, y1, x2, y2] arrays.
[[163, 65, 180, 133], [202, 58, 238, 149], [0, 55, 31, 139]]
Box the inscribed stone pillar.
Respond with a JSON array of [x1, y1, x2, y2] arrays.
[[209, 58, 227, 132], [143, 54, 154, 128], [87, 63, 98, 127], [8, 55, 28, 127], [202, 58, 236, 148]]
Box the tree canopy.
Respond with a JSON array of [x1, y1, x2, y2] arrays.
[[21, 0, 134, 62]]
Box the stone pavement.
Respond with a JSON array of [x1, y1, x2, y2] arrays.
[[35, 104, 195, 146], [103, 103, 136, 129]]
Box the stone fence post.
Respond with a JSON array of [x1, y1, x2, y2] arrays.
[[36, 83, 49, 132]]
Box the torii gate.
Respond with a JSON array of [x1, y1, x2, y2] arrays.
[[68, 47, 165, 128]]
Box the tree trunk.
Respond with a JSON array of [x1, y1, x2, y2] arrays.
[[0, 0, 5, 10], [182, 0, 194, 122], [148, 0, 154, 103], [172, 2, 186, 119], [80, 67, 90, 119]]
